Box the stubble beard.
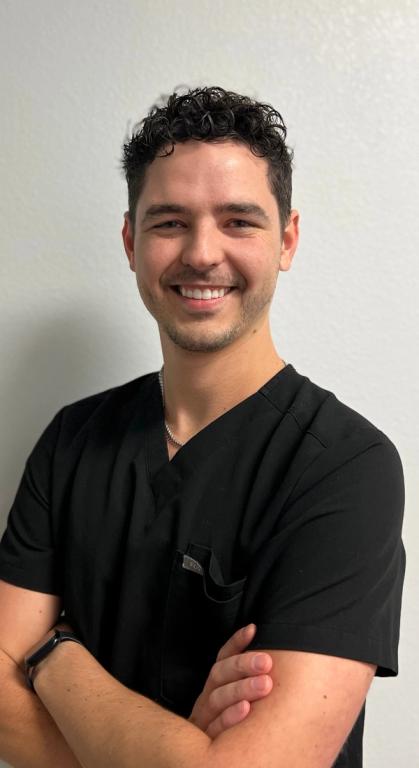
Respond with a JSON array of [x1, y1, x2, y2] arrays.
[[143, 285, 275, 353]]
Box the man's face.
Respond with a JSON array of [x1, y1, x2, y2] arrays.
[[122, 139, 298, 353]]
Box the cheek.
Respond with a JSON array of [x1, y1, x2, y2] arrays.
[[135, 271, 156, 315], [238, 257, 270, 289], [230, 240, 276, 282], [134, 248, 161, 286], [136, 238, 173, 278]]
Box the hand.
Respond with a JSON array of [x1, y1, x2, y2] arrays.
[[188, 623, 273, 739]]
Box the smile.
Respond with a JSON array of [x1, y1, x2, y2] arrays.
[[176, 286, 233, 300]]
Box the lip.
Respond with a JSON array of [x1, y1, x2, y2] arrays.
[[171, 284, 234, 293], [170, 286, 235, 312]]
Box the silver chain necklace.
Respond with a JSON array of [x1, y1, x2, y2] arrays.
[[158, 360, 288, 450], [158, 367, 184, 448]]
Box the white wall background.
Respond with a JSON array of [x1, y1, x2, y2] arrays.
[[1, 0, 418, 765]]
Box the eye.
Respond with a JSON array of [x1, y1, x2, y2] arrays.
[[229, 219, 254, 228], [154, 220, 184, 229]]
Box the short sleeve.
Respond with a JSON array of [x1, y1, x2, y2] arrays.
[[0, 408, 65, 595], [245, 438, 406, 676]]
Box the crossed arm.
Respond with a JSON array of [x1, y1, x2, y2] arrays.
[[31, 632, 375, 768], [0, 580, 273, 767], [0, 581, 376, 768]]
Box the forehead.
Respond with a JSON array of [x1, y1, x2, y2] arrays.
[[137, 139, 276, 211]]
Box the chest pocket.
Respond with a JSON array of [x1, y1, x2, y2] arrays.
[[159, 542, 247, 717]]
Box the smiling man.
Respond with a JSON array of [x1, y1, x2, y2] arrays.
[[0, 86, 405, 768], [128, 140, 292, 359]]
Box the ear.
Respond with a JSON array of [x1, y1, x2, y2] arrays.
[[279, 209, 299, 272], [122, 213, 136, 272]]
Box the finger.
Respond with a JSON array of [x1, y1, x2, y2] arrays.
[[208, 673, 273, 719], [206, 700, 250, 740], [209, 648, 273, 693], [192, 668, 273, 733], [215, 624, 257, 663]]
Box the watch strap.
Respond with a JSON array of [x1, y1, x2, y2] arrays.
[[25, 629, 82, 692]]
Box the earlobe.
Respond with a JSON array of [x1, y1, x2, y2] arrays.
[[279, 209, 299, 271], [122, 215, 136, 272], [278, 251, 293, 272]]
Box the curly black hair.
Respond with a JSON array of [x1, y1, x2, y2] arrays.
[[121, 85, 294, 235]]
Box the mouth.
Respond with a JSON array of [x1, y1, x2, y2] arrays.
[[169, 285, 237, 310], [171, 285, 235, 300]]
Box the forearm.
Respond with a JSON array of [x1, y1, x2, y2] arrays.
[[35, 642, 212, 768], [0, 650, 81, 768]]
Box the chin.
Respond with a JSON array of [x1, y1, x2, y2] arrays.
[[163, 324, 244, 353]]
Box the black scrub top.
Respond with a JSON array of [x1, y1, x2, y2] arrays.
[[0, 363, 406, 768]]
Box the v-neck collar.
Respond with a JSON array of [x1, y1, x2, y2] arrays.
[[145, 363, 296, 504]]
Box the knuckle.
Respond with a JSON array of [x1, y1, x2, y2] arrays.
[[207, 687, 220, 712], [234, 654, 246, 674], [241, 649, 253, 665], [236, 679, 247, 699], [238, 653, 252, 675]]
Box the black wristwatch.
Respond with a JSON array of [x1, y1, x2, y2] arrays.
[[24, 629, 82, 692]]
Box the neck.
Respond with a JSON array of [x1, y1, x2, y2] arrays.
[[159, 322, 286, 445]]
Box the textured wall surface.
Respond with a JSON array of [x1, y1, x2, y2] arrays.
[[1, 1, 418, 765]]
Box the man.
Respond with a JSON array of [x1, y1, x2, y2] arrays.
[[0, 86, 405, 768]]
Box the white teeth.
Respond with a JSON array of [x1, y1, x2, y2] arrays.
[[179, 286, 231, 300]]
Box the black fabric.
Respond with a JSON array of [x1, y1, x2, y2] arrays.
[[0, 363, 406, 767]]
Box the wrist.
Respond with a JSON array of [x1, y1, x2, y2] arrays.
[[24, 628, 82, 693]]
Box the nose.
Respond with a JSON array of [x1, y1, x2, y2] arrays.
[[180, 223, 224, 271]]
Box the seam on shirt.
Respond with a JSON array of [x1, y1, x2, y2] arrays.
[[282, 438, 386, 514], [259, 389, 329, 449]]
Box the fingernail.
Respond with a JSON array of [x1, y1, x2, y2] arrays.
[[243, 623, 255, 635], [253, 654, 267, 671]]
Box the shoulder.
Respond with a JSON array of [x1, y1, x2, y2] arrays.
[[59, 371, 157, 421], [262, 365, 404, 508], [32, 371, 159, 457], [269, 362, 401, 458]]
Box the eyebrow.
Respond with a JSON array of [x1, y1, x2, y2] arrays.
[[141, 202, 271, 224]]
